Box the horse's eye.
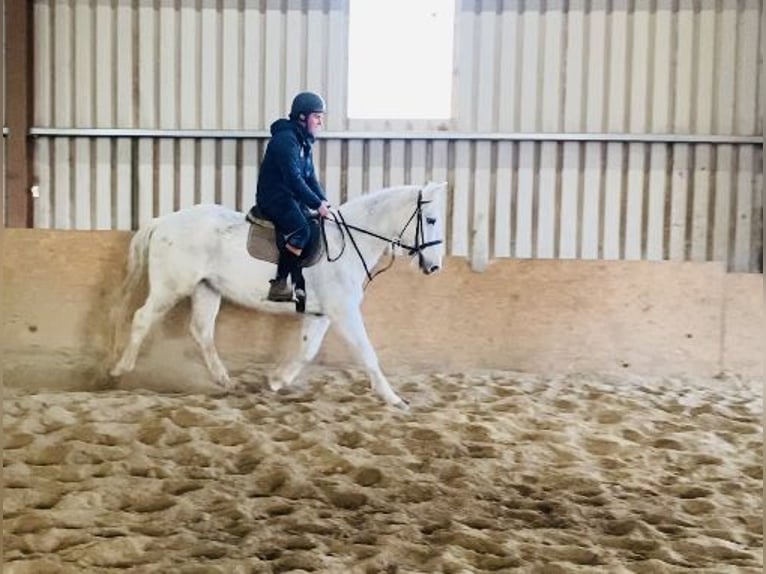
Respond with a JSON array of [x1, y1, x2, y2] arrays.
[[426, 217, 436, 225]]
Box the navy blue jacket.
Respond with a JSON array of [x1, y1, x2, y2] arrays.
[[256, 119, 326, 211]]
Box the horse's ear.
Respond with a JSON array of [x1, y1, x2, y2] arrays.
[[423, 180, 448, 198]]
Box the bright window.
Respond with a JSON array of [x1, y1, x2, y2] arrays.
[[347, 0, 455, 120]]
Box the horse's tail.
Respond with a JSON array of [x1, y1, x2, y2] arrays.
[[108, 217, 160, 362]]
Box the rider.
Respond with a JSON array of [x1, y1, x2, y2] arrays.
[[247, 91, 332, 302]]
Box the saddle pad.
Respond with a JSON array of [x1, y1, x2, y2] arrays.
[[246, 222, 280, 264]]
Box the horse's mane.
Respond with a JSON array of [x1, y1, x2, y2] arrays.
[[339, 184, 421, 212]]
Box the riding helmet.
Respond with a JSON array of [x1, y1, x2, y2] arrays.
[[289, 91, 326, 121]]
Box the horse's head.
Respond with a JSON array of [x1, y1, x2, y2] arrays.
[[410, 181, 448, 275]]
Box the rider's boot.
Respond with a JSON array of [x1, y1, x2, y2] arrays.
[[267, 249, 301, 302], [267, 277, 293, 301]]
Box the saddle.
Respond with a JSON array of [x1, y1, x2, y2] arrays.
[[245, 205, 324, 268]]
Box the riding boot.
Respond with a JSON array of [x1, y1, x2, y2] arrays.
[[267, 249, 300, 302]]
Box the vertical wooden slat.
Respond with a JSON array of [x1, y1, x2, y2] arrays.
[[455, 0, 477, 130], [32, 2, 51, 226], [284, 0, 303, 108], [388, 141, 405, 187], [712, 145, 733, 264], [53, 0, 73, 228], [519, 2, 541, 132], [346, 140, 364, 201], [138, 1, 156, 128], [242, 3, 262, 128], [367, 141, 384, 192], [581, 142, 602, 259], [734, 146, 754, 272], [220, 141, 237, 209], [324, 141, 343, 206], [646, 144, 667, 261], [603, 143, 623, 260], [430, 141, 449, 186], [476, 0, 497, 132], [159, 1, 177, 129], [494, 142, 513, 258], [691, 144, 712, 261], [736, 0, 759, 135], [624, 143, 645, 260], [221, 2, 241, 127], [74, 0, 93, 228], [410, 141, 427, 188], [652, 0, 673, 133], [715, 0, 737, 134], [137, 139, 154, 225], [180, 1, 199, 129], [201, 0, 220, 129], [115, 1, 133, 230], [497, 2, 520, 131], [326, 0, 347, 132], [537, 142, 557, 258], [695, 0, 716, 134], [200, 140, 216, 204], [628, 0, 650, 133], [264, 0, 285, 122], [73, 139, 90, 229], [179, 140, 196, 209], [241, 140, 260, 211], [541, 0, 562, 132], [137, 3, 156, 223], [34, 1, 51, 126], [564, 0, 585, 133], [115, 1, 133, 127], [158, 2, 177, 216], [200, 2, 219, 205], [36, 142, 52, 229], [179, 1, 198, 211], [515, 142, 535, 258], [472, 141, 491, 271], [431, 140, 450, 252], [452, 141, 471, 257], [585, 0, 607, 132], [305, 0, 326, 98], [674, 0, 694, 133], [606, 0, 628, 133], [158, 140, 175, 215], [669, 144, 690, 261], [559, 142, 579, 259], [95, 2, 113, 229], [115, 140, 132, 230]]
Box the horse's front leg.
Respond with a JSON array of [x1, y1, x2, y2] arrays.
[[269, 315, 331, 391], [330, 306, 407, 410]]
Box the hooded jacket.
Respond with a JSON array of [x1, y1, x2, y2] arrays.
[[256, 119, 326, 210]]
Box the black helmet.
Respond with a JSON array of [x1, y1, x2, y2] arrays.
[[289, 91, 326, 121]]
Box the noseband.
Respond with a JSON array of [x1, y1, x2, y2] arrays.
[[322, 189, 443, 283]]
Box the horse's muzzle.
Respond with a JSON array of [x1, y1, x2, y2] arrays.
[[423, 264, 440, 275]]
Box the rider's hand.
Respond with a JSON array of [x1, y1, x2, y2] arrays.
[[318, 200, 331, 218]]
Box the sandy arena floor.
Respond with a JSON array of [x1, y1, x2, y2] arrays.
[[3, 368, 763, 573]]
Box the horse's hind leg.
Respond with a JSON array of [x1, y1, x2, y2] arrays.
[[269, 316, 330, 392], [110, 291, 180, 377], [189, 282, 232, 390]]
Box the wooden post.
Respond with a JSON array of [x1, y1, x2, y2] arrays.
[[6, 0, 33, 227]]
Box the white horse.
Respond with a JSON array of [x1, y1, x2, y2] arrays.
[[109, 181, 448, 409]]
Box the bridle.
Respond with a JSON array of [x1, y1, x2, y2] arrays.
[[321, 189, 443, 284]]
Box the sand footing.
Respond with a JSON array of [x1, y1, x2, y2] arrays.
[[3, 368, 762, 573]]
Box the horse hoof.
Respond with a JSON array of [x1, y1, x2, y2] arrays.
[[268, 378, 284, 393], [392, 399, 410, 412]]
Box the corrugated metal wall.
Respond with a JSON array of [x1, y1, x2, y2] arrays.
[[31, 0, 763, 271]]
